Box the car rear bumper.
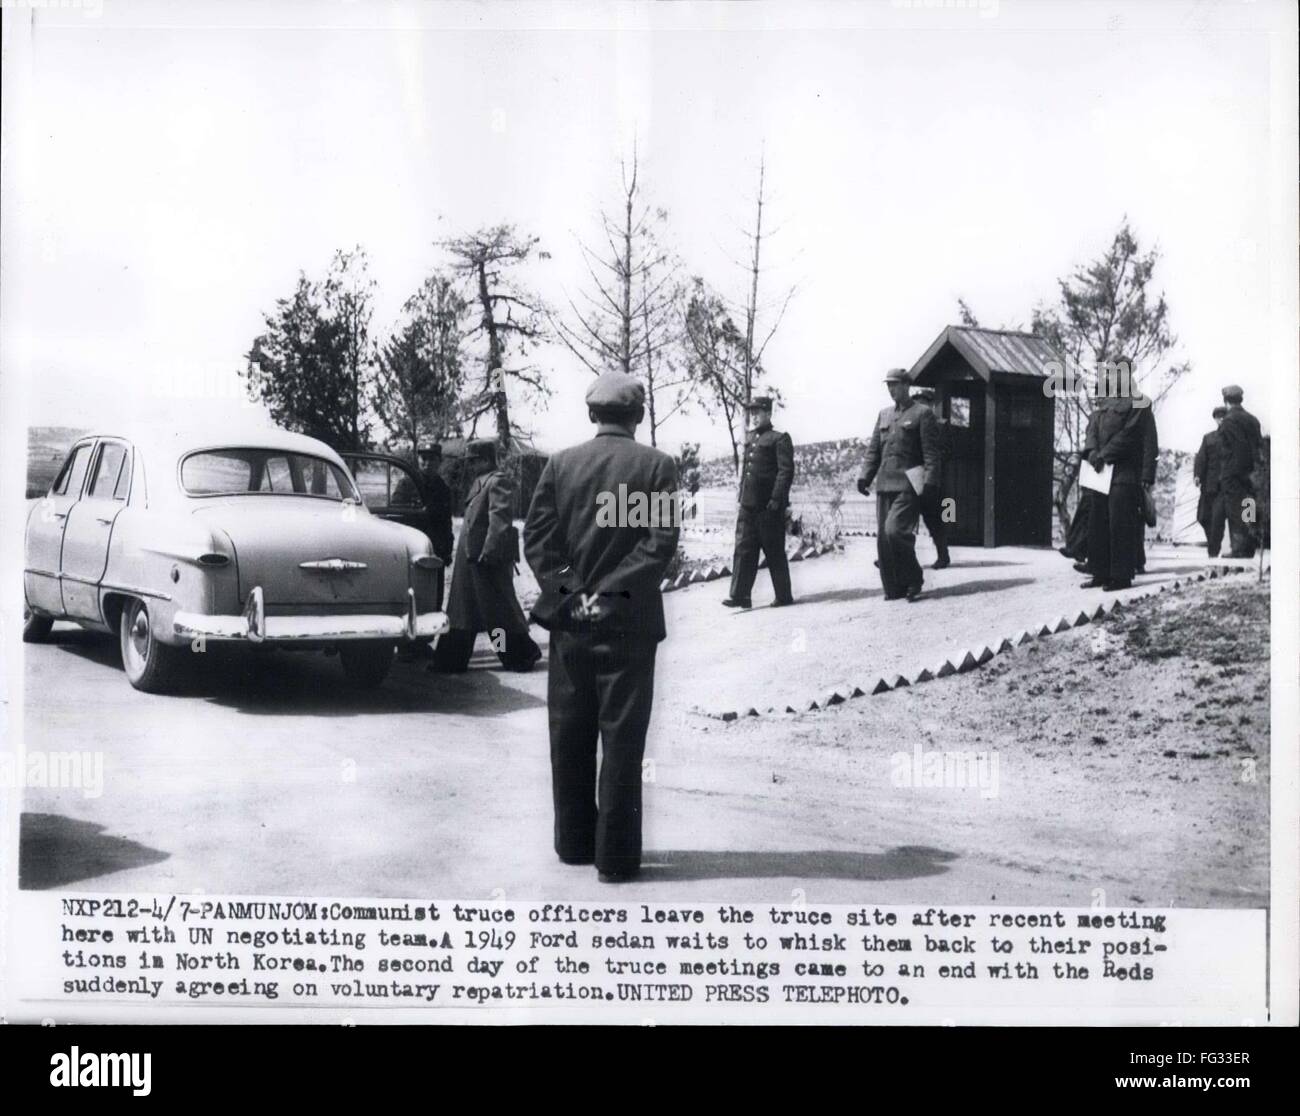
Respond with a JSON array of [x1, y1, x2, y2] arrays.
[[172, 586, 448, 643]]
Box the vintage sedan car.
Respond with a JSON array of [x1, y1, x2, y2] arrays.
[[22, 424, 448, 693]]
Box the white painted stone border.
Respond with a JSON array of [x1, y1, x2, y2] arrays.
[[701, 562, 1265, 722]]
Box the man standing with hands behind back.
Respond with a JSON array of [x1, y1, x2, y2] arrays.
[[857, 368, 941, 602], [525, 371, 679, 884]]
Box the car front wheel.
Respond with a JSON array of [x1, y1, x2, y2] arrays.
[[22, 605, 54, 643], [339, 641, 395, 688], [119, 598, 184, 693]]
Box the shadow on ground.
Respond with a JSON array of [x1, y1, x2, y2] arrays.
[[918, 577, 1035, 602], [20, 813, 170, 890], [43, 629, 545, 718], [637, 845, 958, 882]]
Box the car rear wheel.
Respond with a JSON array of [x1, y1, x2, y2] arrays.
[[339, 641, 395, 688], [22, 605, 54, 643], [119, 598, 184, 693]]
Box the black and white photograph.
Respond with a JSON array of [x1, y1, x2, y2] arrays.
[[1, 0, 1296, 1038]]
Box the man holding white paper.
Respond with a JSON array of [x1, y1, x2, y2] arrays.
[[857, 368, 942, 602], [1080, 374, 1158, 591]]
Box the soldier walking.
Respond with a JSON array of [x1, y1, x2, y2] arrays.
[[857, 368, 941, 602], [524, 372, 680, 883], [1217, 385, 1263, 558], [722, 396, 796, 609], [1193, 406, 1228, 558], [911, 386, 951, 569], [432, 439, 541, 673]]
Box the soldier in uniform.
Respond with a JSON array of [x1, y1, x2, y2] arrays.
[[1081, 380, 1158, 591], [911, 386, 951, 570], [524, 371, 680, 883], [721, 396, 796, 609], [1193, 406, 1228, 558], [393, 443, 455, 565], [432, 439, 541, 673], [1217, 385, 1263, 558], [857, 368, 941, 602], [415, 444, 455, 565]]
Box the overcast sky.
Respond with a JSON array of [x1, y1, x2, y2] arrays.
[[4, 0, 1296, 455]]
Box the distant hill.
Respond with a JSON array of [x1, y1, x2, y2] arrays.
[[27, 426, 87, 497], [698, 437, 868, 489]]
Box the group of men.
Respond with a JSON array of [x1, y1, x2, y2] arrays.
[[1192, 385, 1265, 559], [718, 365, 952, 612], [399, 368, 1264, 887], [1058, 382, 1264, 583]]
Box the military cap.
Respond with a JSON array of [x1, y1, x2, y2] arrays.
[[1212, 405, 1228, 419], [884, 367, 910, 383], [744, 395, 774, 411], [1221, 384, 1245, 402], [417, 443, 443, 458], [466, 438, 497, 460], [586, 370, 646, 410]]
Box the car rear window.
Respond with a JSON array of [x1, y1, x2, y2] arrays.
[[182, 449, 358, 500]]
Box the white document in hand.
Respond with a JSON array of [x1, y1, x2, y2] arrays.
[[1079, 461, 1112, 495], [905, 466, 926, 495]]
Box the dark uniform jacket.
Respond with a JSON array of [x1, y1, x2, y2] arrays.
[[445, 469, 527, 633], [1193, 431, 1223, 496], [1084, 396, 1158, 486], [1217, 406, 1263, 486], [423, 471, 454, 562], [525, 428, 679, 641], [859, 401, 941, 493], [738, 425, 795, 509]]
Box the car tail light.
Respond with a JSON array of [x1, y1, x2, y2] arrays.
[[411, 555, 444, 570], [198, 552, 231, 567]]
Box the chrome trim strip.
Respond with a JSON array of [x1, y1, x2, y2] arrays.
[[100, 583, 173, 602], [300, 558, 368, 572]]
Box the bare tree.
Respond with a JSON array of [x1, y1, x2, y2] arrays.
[[553, 148, 692, 445], [737, 153, 797, 407], [441, 225, 550, 449]]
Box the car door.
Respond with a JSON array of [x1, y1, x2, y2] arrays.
[[344, 453, 445, 602], [25, 439, 95, 616], [60, 439, 133, 621], [345, 454, 431, 536]]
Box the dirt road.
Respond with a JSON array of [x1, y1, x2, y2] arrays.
[[16, 542, 1268, 907]]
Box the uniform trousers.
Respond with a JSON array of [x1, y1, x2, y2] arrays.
[[1222, 478, 1257, 557], [728, 506, 793, 604], [1085, 483, 1141, 585], [876, 488, 924, 598], [547, 628, 658, 877], [433, 627, 540, 671], [1198, 490, 1227, 558], [919, 486, 951, 563]]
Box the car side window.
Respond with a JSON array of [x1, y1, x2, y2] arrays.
[[390, 463, 425, 508], [349, 458, 389, 509], [88, 442, 129, 500], [54, 444, 93, 497]]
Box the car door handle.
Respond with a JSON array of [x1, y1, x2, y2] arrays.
[[96, 515, 114, 525], [51, 511, 67, 520]]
